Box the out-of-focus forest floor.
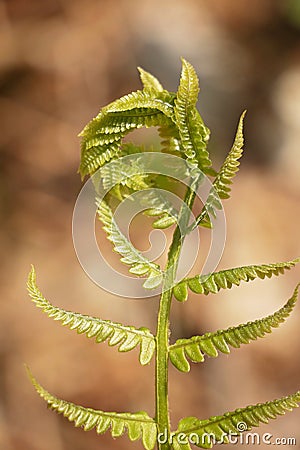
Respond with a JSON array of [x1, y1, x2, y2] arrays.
[[1, 1, 300, 449]]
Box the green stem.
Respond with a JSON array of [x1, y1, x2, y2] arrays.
[[155, 185, 197, 450]]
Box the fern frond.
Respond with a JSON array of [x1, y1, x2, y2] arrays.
[[79, 111, 171, 178], [173, 259, 299, 300], [174, 58, 212, 172], [26, 368, 157, 450], [189, 111, 246, 230], [101, 152, 150, 192], [138, 67, 164, 92], [173, 390, 300, 449], [158, 119, 182, 156], [143, 189, 179, 229], [105, 89, 176, 119], [99, 143, 154, 200], [177, 59, 200, 109], [27, 267, 155, 365], [213, 111, 246, 200], [170, 283, 299, 372], [97, 200, 163, 289], [79, 87, 176, 178]]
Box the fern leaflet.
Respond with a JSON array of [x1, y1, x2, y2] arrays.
[[138, 67, 164, 92], [192, 111, 246, 229], [173, 258, 300, 301], [213, 110, 246, 200], [100, 152, 151, 192], [97, 199, 163, 289], [173, 390, 300, 449], [27, 267, 155, 365], [143, 188, 179, 229], [170, 283, 299, 372], [79, 111, 171, 177], [105, 89, 175, 119], [174, 58, 212, 172], [97, 143, 155, 200], [27, 368, 157, 450], [79, 87, 176, 177], [158, 119, 182, 158]]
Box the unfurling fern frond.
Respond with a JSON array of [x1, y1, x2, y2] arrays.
[[27, 59, 300, 450], [27, 368, 157, 450], [27, 267, 155, 365], [138, 67, 164, 92], [79, 110, 171, 178], [170, 284, 299, 372], [97, 199, 163, 289], [79, 87, 176, 178], [173, 258, 300, 301], [173, 390, 300, 449], [174, 58, 212, 172]]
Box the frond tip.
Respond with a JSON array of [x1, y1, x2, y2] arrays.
[[170, 283, 300, 372], [27, 266, 155, 365], [138, 67, 164, 92], [26, 367, 157, 450], [174, 58, 212, 171], [173, 390, 300, 449], [213, 110, 246, 200]]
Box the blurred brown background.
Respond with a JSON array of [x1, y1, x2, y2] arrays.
[[1, 0, 300, 449]]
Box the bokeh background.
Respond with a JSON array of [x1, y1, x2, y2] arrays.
[[1, 0, 300, 449]]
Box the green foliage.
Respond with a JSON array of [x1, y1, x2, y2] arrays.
[[170, 284, 299, 372], [27, 367, 157, 450], [101, 149, 151, 193], [212, 111, 246, 200], [79, 90, 175, 178], [138, 67, 164, 92], [174, 59, 212, 172], [193, 111, 246, 229], [26, 59, 300, 450], [173, 391, 300, 449], [173, 259, 299, 301], [97, 199, 163, 289], [27, 266, 155, 365], [143, 189, 179, 229]]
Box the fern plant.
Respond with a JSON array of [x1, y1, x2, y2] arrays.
[[26, 59, 300, 450]]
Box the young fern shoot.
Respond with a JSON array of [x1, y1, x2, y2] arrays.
[[26, 59, 300, 450]]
